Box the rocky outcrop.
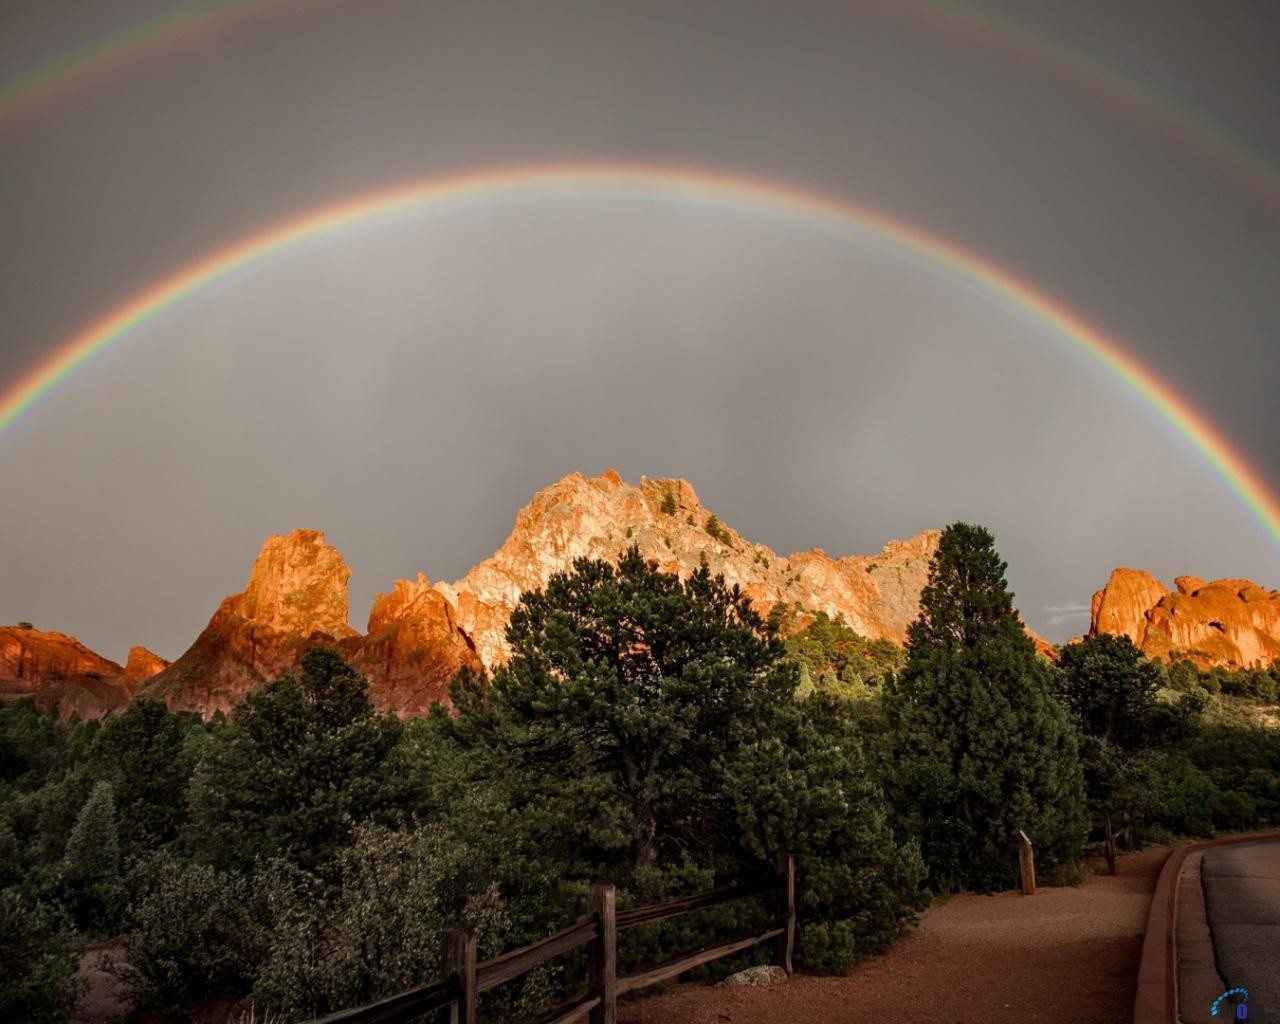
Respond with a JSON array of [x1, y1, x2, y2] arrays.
[[124, 646, 168, 683], [0, 626, 132, 717], [436, 470, 942, 668], [1090, 568, 1170, 645], [141, 531, 482, 716], [24, 470, 1069, 720], [345, 576, 483, 716], [1089, 569, 1280, 668], [141, 530, 360, 714]]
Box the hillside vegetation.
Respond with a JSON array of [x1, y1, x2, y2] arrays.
[[2, 526, 1278, 1022]]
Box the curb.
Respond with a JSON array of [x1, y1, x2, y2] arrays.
[[1133, 831, 1280, 1024]]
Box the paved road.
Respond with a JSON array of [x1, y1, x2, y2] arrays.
[[1203, 840, 1280, 1022]]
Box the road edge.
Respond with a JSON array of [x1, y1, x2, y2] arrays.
[[1133, 831, 1280, 1024]]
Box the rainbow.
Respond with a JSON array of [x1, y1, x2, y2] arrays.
[[5, 0, 1277, 212], [3, 163, 1279, 550], [884, 0, 1280, 210], [0, 0, 315, 130]]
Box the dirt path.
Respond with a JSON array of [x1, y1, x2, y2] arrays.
[[620, 847, 1168, 1024]]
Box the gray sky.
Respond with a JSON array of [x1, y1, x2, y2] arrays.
[[1, 0, 1278, 660]]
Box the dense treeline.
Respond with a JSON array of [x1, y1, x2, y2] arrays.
[[2, 528, 1278, 1022]]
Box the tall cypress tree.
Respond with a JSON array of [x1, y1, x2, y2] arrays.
[[885, 523, 1085, 892]]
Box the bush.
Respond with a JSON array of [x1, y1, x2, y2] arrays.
[[1146, 753, 1218, 836], [251, 823, 509, 1019], [0, 888, 78, 1024], [116, 855, 257, 1014]]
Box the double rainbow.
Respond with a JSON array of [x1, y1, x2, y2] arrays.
[[2, 163, 1278, 550]]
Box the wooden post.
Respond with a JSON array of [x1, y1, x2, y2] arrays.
[[775, 853, 796, 974], [442, 925, 477, 1024], [588, 883, 617, 1024], [1018, 831, 1036, 896]]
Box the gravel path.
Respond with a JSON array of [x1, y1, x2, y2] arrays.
[[620, 847, 1167, 1024]]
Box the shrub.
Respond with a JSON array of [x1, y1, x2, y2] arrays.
[[116, 855, 257, 1014], [0, 888, 78, 1024], [251, 823, 509, 1019]]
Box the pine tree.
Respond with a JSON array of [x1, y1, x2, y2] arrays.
[[64, 779, 123, 930], [442, 548, 926, 968], [660, 489, 678, 516], [885, 523, 1085, 892], [187, 648, 406, 872]]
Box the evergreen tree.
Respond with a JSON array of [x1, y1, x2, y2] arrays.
[[660, 489, 678, 516], [63, 779, 123, 930], [442, 548, 925, 969], [89, 698, 199, 858], [885, 523, 1085, 891], [187, 647, 406, 873], [1055, 634, 1167, 871]]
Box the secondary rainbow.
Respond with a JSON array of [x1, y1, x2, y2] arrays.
[[6, 0, 1276, 210], [0, 0, 313, 130], [3, 163, 1278, 550]]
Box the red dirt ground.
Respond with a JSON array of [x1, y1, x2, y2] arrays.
[[619, 847, 1168, 1024]]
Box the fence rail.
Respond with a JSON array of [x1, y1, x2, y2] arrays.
[[305, 853, 796, 1024]]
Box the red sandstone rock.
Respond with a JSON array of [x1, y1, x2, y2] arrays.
[[1090, 569, 1280, 668], [124, 646, 168, 683], [346, 575, 483, 716], [1090, 568, 1169, 645], [0, 626, 131, 717], [31, 471, 1074, 720], [140, 529, 359, 714], [438, 470, 944, 668]]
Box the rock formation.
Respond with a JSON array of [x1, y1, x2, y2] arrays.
[[0, 625, 133, 717], [140, 529, 360, 714], [18, 470, 1070, 719], [1089, 568, 1280, 668], [434, 470, 942, 668], [124, 646, 169, 683], [345, 576, 482, 716]]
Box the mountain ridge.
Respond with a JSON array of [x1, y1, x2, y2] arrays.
[[7, 470, 1277, 718]]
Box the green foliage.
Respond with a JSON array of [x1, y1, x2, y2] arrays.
[[1056, 635, 1163, 749], [17, 621, 34, 631], [1145, 752, 1218, 835], [250, 824, 510, 1019], [442, 548, 924, 973], [0, 888, 78, 1024], [1165, 658, 1201, 693], [88, 698, 200, 859], [660, 489, 678, 516], [186, 647, 406, 872], [885, 524, 1086, 892], [705, 514, 730, 545], [62, 780, 123, 931], [1055, 635, 1185, 865], [116, 854, 257, 1014], [780, 608, 905, 698]]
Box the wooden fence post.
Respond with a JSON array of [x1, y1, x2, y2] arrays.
[[1018, 830, 1036, 896], [588, 883, 617, 1024], [775, 853, 796, 974], [442, 925, 477, 1024]]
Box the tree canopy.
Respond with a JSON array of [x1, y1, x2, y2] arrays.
[[885, 523, 1086, 891]]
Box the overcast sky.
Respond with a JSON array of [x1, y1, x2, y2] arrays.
[[1, 0, 1278, 660]]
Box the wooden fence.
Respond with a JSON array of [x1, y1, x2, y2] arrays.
[[307, 853, 796, 1024]]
